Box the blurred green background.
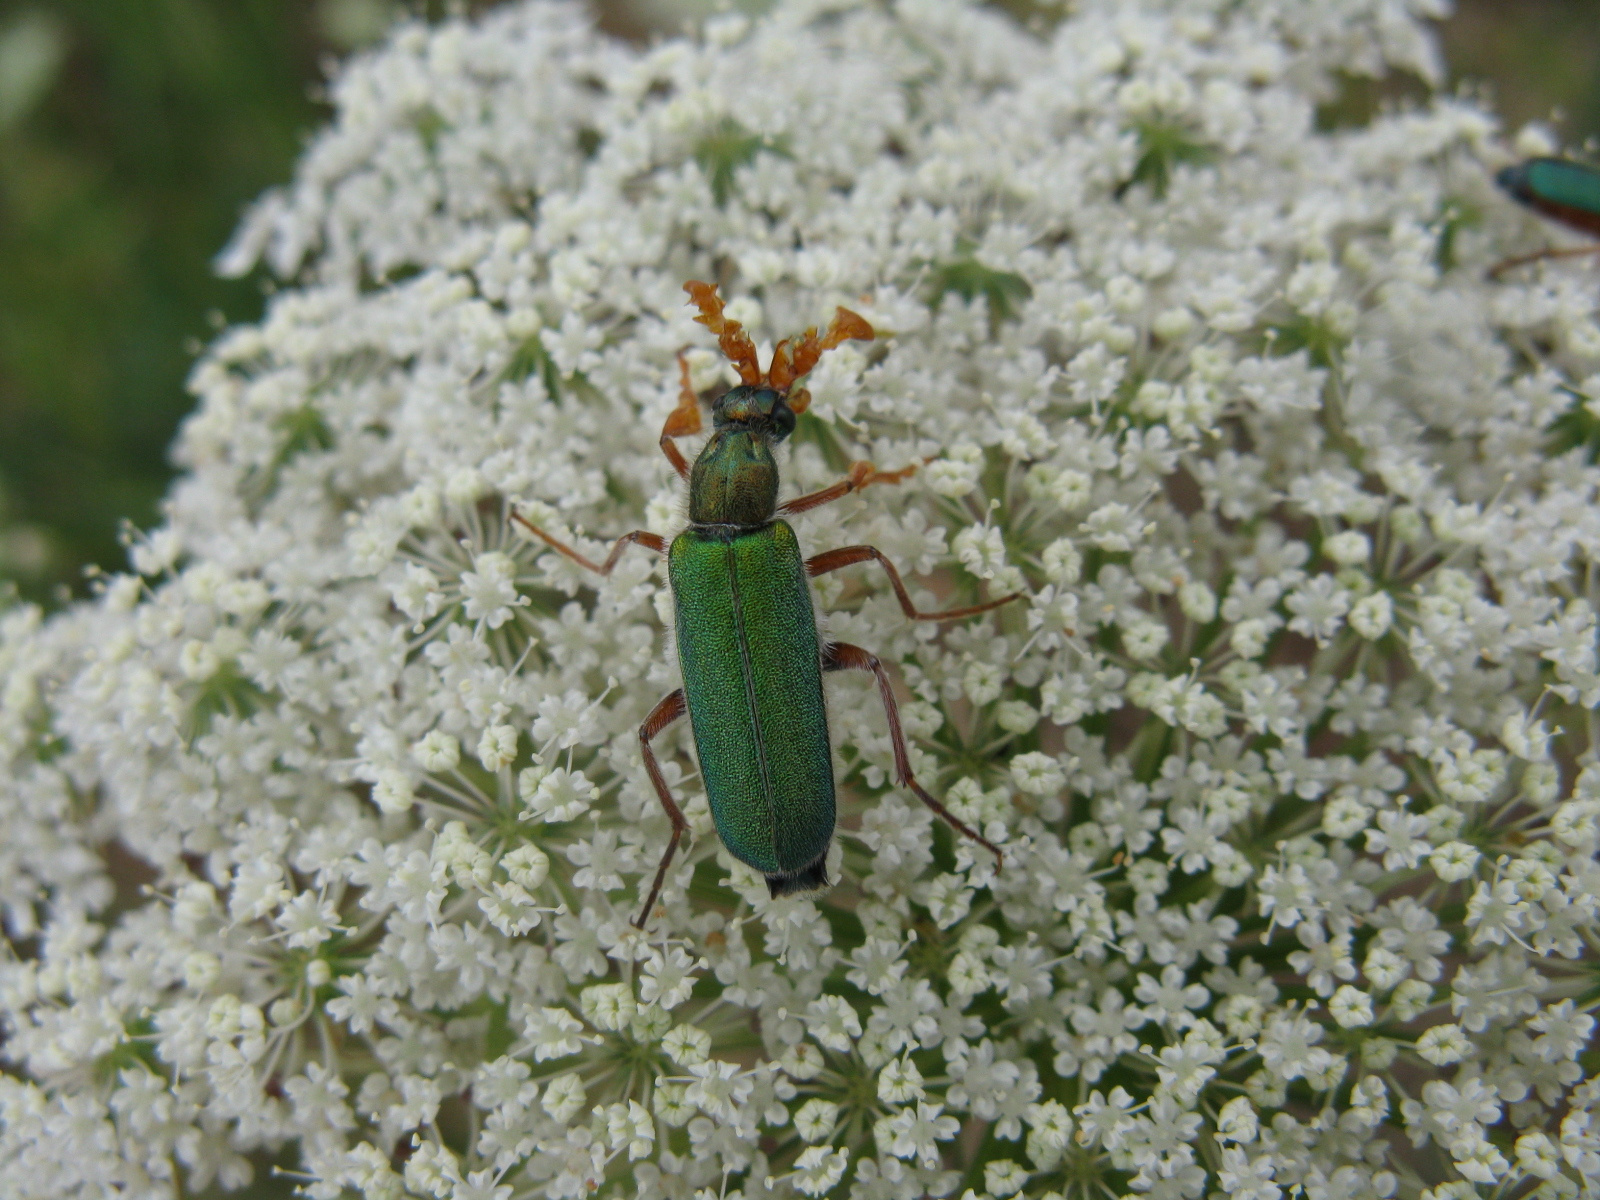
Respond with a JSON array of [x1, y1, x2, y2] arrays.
[[1, 0, 1597, 606]]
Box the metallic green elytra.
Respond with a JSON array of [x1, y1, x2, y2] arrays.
[[513, 280, 1018, 927], [1494, 157, 1600, 276], [670, 521, 833, 894]]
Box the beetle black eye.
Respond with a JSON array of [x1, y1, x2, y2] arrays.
[[770, 406, 796, 441]]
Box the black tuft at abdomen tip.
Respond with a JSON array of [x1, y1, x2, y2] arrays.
[[765, 855, 830, 898], [1496, 163, 1529, 199]]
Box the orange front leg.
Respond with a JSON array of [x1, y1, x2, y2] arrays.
[[659, 352, 705, 483], [778, 459, 919, 518]]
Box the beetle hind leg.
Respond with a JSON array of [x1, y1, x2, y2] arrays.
[[823, 641, 1003, 869], [806, 544, 1021, 621], [635, 688, 690, 929], [765, 855, 830, 899]]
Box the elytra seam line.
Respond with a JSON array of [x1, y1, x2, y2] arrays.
[[724, 541, 778, 867]]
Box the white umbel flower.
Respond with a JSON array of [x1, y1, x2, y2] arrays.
[[1, 1, 1596, 1198]]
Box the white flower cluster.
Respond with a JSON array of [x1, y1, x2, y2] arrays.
[[1, 0, 1597, 1197]]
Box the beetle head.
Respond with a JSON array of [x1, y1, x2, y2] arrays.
[[712, 385, 797, 442]]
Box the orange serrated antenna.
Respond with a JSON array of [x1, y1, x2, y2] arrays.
[[769, 307, 874, 392], [684, 281, 762, 386], [686, 282, 875, 395], [766, 305, 877, 391]]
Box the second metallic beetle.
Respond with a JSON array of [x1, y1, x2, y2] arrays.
[[514, 281, 1016, 927], [1494, 156, 1600, 276]]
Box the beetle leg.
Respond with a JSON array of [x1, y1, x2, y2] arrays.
[[636, 688, 690, 929], [806, 544, 1021, 621], [659, 352, 704, 483], [510, 513, 666, 576], [777, 459, 918, 517], [1489, 242, 1600, 279], [822, 641, 1003, 869]]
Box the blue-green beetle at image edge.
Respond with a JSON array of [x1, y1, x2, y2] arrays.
[[1494, 156, 1600, 276]]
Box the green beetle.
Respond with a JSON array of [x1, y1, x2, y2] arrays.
[[1494, 157, 1600, 276], [514, 281, 1014, 927]]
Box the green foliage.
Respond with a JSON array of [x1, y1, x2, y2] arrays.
[[1548, 386, 1600, 462], [274, 403, 335, 462], [1265, 314, 1347, 370], [189, 662, 270, 736], [411, 102, 449, 150], [0, 0, 326, 602], [1124, 120, 1213, 199], [504, 330, 563, 401], [239, 401, 337, 509], [929, 256, 1033, 323], [692, 115, 788, 206], [92, 1014, 159, 1083], [1439, 0, 1600, 138], [1433, 197, 1481, 272]]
